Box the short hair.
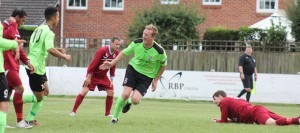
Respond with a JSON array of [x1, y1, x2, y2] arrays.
[[246, 46, 252, 49], [145, 24, 158, 37], [111, 36, 121, 43], [44, 6, 58, 21], [212, 90, 227, 98], [11, 8, 27, 18]]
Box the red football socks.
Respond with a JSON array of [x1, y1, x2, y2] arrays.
[[72, 94, 85, 112], [13, 93, 24, 122], [105, 96, 113, 116], [275, 118, 300, 125]]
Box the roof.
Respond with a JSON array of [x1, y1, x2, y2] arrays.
[[249, 11, 295, 42], [0, 0, 58, 26]]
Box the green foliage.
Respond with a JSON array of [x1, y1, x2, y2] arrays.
[[238, 26, 266, 42], [286, 0, 300, 42], [203, 26, 239, 40], [264, 19, 287, 47], [202, 27, 239, 51], [127, 2, 205, 46]]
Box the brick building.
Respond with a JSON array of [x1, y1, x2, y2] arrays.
[[0, 0, 295, 48]]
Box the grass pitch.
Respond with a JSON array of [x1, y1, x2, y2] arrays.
[[5, 96, 300, 133]]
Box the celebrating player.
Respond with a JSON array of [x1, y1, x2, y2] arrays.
[[70, 36, 121, 117], [100, 24, 167, 124], [212, 90, 300, 125]]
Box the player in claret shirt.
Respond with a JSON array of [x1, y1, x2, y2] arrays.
[[212, 90, 300, 126], [2, 8, 34, 129], [0, 19, 25, 133], [70, 36, 121, 117]]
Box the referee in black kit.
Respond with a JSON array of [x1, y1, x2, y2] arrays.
[[237, 46, 257, 102]]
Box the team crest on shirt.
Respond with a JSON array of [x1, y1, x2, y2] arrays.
[[148, 56, 153, 61], [103, 53, 108, 59]]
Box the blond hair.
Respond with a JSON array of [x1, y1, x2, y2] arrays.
[[145, 24, 158, 37]]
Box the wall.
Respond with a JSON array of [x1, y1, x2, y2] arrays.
[[19, 66, 300, 104], [61, 0, 293, 39], [62, 0, 153, 38]]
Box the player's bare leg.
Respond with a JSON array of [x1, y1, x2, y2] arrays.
[[122, 89, 142, 113], [130, 89, 142, 105], [265, 118, 277, 125]]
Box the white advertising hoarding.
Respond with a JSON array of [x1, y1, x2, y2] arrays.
[[19, 66, 300, 104]]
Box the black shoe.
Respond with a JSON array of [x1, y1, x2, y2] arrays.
[[122, 102, 132, 113], [111, 118, 118, 124]]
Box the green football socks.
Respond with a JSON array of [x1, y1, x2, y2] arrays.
[[112, 97, 126, 119], [0, 111, 7, 133], [10, 94, 37, 103], [25, 96, 47, 121], [127, 98, 132, 104], [22, 94, 37, 103]]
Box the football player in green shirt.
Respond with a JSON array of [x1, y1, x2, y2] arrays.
[[24, 6, 71, 126], [100, 24, 167, 124], [0, 22, 25, 133]]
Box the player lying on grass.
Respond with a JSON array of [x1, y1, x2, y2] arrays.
[[212, 90, 300, 125]]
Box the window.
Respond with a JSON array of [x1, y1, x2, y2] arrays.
[[256, 0, 278, 13], [103, 0, 124, 11], [203, 0, 221, 5], [161, 0, 179, 4], [65, 38, 87, 48], [102, 38, 111, 47], [67, 0, 88, 10]]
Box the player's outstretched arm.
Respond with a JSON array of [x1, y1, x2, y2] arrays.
[[212, 118, 232, 123], [99, 52, 125, 70], [212, 118, 220, 123], [48, 47, 71, 62], [56, 48, 66, 54]]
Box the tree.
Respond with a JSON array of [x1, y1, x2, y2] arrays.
[[263, 19, 287, 51], [286, 0, 300, 42], [127, 2, 205, 47]]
